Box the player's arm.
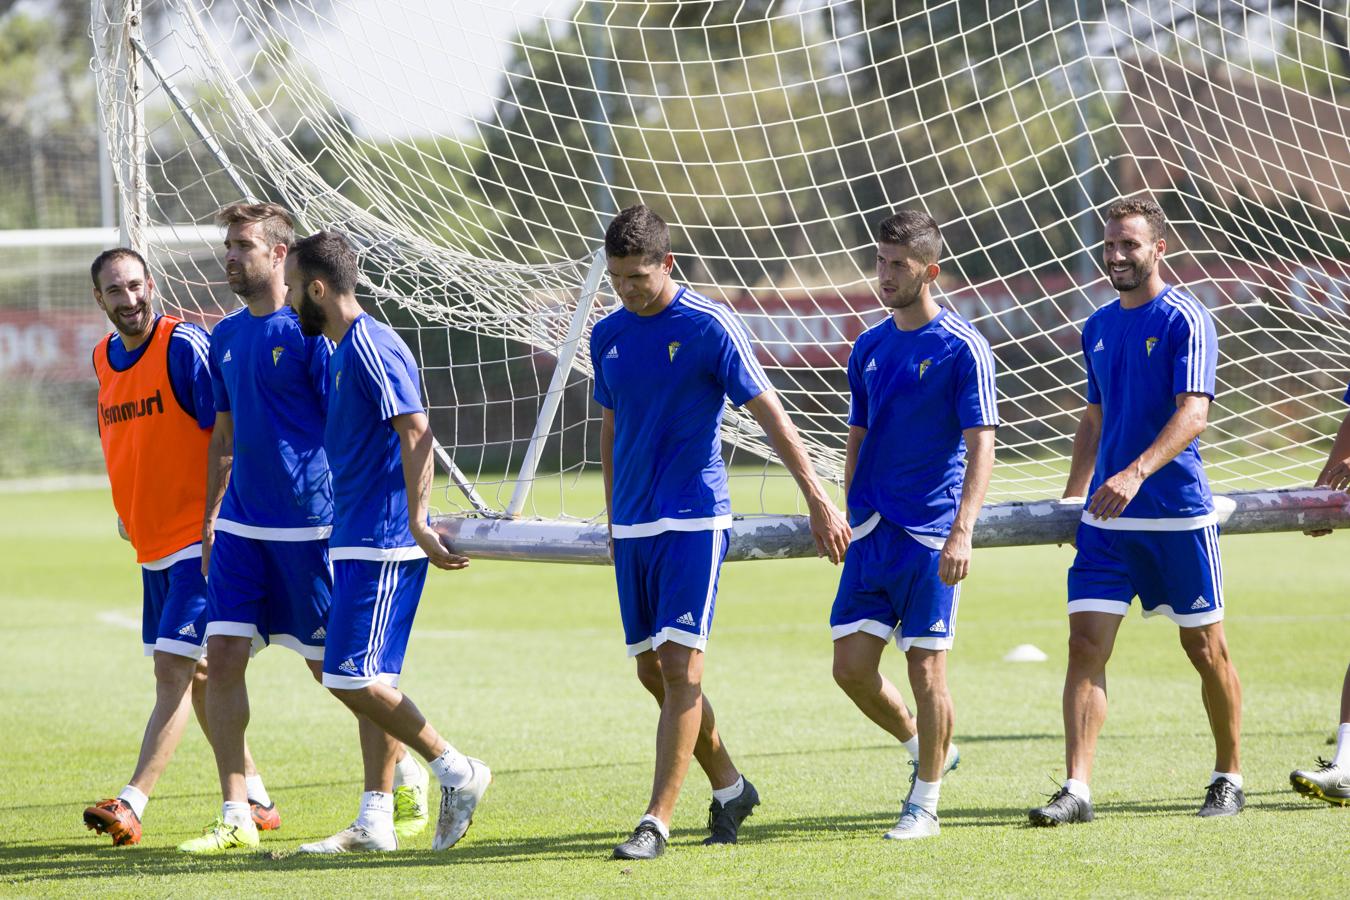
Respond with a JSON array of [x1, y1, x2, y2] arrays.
[[1063, 403, 1102, 499], [745, 391, 851, 564], [202, 411, 233, 576], [392, 411, 469, 571], [600, 407, 615, 560], [939, 425, 996, 586], [843, 425, 866, 497], [1304, 408, 1350, 537], [1086, 393, 1209, 520]]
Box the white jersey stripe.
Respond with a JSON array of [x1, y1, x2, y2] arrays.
[[1162, 288, 1209, 394], [351, 318, 398, 421], [937, 316, 999, 425], [680, 292, 773, 395], [171, 327, 210, 365]]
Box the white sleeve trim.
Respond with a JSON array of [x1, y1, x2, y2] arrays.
[[938, 316, 1000, 426], [680, 291, 773, 395], [329, 544, 428, 561], [1162, 288, 1213, 395]]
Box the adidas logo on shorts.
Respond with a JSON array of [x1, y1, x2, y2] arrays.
[[676, 612, 697, 627], [339, 658, 359, 674], [310, 626, 327, 641], [929, 618, 946, 632], [1191, 597, 1208, 610], [178, 623, 198, 638]]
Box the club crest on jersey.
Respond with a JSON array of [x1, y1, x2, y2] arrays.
[[919, 358, 932, 379], [668, 341, 681, 362], [272, 345, 284, 365], [1145, 336, 1159, 356]]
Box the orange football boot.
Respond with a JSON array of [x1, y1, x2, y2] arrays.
[[250, 799, 282, 831], [83, 798, 143, 846]]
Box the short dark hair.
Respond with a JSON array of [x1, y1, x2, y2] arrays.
[[604, 204, 671, 263], [214, 201, 296, 248], [875, 210, 943, 263], [292, 230, 360, 294], [90, 247, 148, 289], [1104, 197, 1166, 241]]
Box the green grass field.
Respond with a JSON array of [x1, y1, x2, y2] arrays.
[[1, 488, 1346, 897]]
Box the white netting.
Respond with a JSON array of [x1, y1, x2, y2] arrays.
[[92, 0, 1350, 524]]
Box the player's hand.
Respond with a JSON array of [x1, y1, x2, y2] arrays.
[[201, 521, 214, 577], [1085, 466, 1144, 521], [938, 526, 972, 586], [808, 497, 851, 565], [412, 523, 470, 571], [1316, 460, 1350, 492]]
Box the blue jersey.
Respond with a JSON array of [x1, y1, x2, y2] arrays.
[[590, 286, 771, 538], [846, 308, 999, 540], [210, 306, 333, 536], [105, 317, 215, 430], [325, 314, 426, 559], [1081, 284, 1217, 526]]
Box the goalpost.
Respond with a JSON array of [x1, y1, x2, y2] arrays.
[[91, 0, 1350, 561]]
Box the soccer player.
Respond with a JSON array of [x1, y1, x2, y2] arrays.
[[1029, 198, 1244, 825], [83, 248, 270, 845], [181, 204, 425, 853], [284, 230, 489, 854], [830, 211, 997, 840], [1291, 408, 1350, 806], [591, 205, 851, 860]]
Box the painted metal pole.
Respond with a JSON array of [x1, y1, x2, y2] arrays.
[[436, 488, 1350, 564], [505, 247, 608, 517]]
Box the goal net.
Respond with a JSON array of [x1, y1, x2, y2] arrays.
[[91, 0, 1350, 554]]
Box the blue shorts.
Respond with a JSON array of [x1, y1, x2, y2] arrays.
[[830, 517, 958, 651], [142, 547, 208, 659], [204, 531, 332, 659], [1067, 523, 1224, 627], [322, 558, 428, 690], [613, 529, 728, 657]]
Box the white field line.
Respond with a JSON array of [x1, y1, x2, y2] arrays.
[[97, 610, 141, 632]]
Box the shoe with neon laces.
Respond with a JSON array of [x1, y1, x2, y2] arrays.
[[298, 823, 397, 853], [177, 818, 260, 854], [249, 799, 281, 831], [612, 822, 666, 860], [393, 759, 431, 839], [1197, 777, 1245, 817], [431, 758, 491, 851], [703, 778, 760, 845], [883, 802, 940, 840], [1028, 787, 1094, 826], [83, 798, 142, 846], [1290, 758, 1350, 806]]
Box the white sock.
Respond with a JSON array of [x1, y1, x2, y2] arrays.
[[1334, 723, 1350, 769], [428, 746, 473, 789], [244, 775, 270, 808], [222, 800, 252, 829], [909, 778, 941, 816], [1063, 778, 1091, 802], [711, 775, 744, 805], [117, 785, 148, 820], [355, 791, 394, 832], [901, 735, 920, 761], [1211, 771, 1243, 789], [637, 813, 669, 840], [393, 750, 424, 788]]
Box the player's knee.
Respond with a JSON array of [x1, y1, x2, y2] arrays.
[[1180, 631, 1227, 672], [1066, 629, 1110, 666], [152, 653, 196, 692], [635, 658, 665, 697], [832, 655, 871, 692], [906, 655, 945, 697]]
